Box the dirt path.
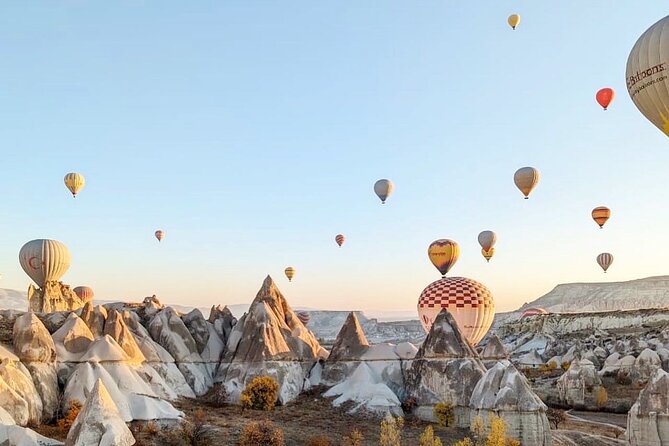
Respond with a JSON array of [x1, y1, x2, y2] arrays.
[[568, 410, 627, 429]]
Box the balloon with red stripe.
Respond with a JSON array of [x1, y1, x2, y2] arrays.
[[335, 234, 345, 247]]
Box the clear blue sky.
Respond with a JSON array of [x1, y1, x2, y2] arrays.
[[0, 2, 668, 314]]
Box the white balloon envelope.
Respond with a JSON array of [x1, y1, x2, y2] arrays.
[[19, 239, 71, 287]]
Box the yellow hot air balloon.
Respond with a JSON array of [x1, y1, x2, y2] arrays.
[[591, 206, 611, 229], [64, 173, 85, 198], [19, 239, 71, 287], [514, 167, 540, 199], [374, 179, 394, 204], [597, 253, 613, 273], [418, 276, 495, 345], [285, 267, 295, 282], [155, 230, 165, 242], [508, 14, 521, 30], [626, 15, 669, 136], [481, 248, 495, 262], [428, 239, 460, 277]]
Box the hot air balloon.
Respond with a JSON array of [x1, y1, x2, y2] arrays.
[[73, 286, 94, 302], [335, 234, 345, 247], [596, 88, 615, 110], [591, 206, 611, 229], [19, 239, 71, 287], [297, 311, 311, 326], [155, 230, 165, 242], [374, 179, 394, 204], [481, 248, 495, 262], [417, 276, 495, 346], [478, 231, 497, 252], [514, 167, 540, 199], [520, 308, 549, 319], [508, 14, 521, 30], [285, 267, 295, 282], [428, 239, 460, 277], [626, 15, 669, 136], [64, 173, 85, 197], [597, 253, 613, 273]]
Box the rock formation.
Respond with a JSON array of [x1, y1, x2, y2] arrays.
[[216, 276, 327, 404], [634, 348, 662, 382], [208, 305, 237, 344], [0, 344, 43, 426], [470, 361, 551, 446], [406, 309, 486, 427], [557, 358, 601, 406], [80, 303, 107, 338], [480, 334, 508, 368], [12, 312, 58, 421], [65, 379, 135, 446], [627, 368, 669, 445], [27, 282, 85, 313]]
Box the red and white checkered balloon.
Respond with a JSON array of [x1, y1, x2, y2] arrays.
[[417, 276, 495, 346]]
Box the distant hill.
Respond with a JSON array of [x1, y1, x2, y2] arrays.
[[517, 276, 669, 313], [0, 288, 27, 311]]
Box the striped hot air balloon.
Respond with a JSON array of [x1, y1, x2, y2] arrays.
[[428, 239, 460, 277], [297, 311, 311, 325], [73, 286, 94, 302], [417, 276, 495, 346], [335, 234, 345, 247], [520, 308, 549, 319], [481, 248, 495, 262], [591, 206, 611, 229], [514, 167, 540, 199], [19, 239, 71, 287], [155, 230, 165, 242], [597, 253, 613, 273], [285, 267, 295, 282], [64, 173, 85, 197]]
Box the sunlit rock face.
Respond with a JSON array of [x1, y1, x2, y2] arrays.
[[318, 312, 410, 416], [405, 309, 486, 427], [216, 276, 327, 405], [13, 312, 59, 422], [628, 368, 669, 446], [65, 379, 135, 446], [28, 282, 85, 314], [469, 361, 551, 446]]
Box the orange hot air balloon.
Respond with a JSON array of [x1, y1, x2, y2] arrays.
[[596, 88, 615, 110], [73, 286, 95, 302], [591, 206, 611, 229], [155, 230, 165, 242], [335, 234, 345, 247], [428, 239, 460, 277]]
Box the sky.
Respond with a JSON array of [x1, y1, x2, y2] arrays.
[[0, 2, 668, 315]]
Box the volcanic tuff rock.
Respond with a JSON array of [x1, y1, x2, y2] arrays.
[[406, 309, 486, 427], [480, 334, 508, 367], [208, 305, 237, 345], [65, 379, 135, 446], [0, 345, 43, 426], [27, 282, 85, 314], [627, 368, 669, 445], [556, 359, 601, 406], [12, 312, 59, 422], [216, 276, 327, 404], [470, 361, 551, 446], [80, 302, 107, 338]]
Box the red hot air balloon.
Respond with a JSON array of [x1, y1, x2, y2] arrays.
[[596, 88, 615, 110], [297, 311, 311, 326], [155, 230, 165, 242], [335, 234, 345, 247]]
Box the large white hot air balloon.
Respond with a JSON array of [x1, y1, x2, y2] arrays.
[[417, 276, 495, 346], [626, 15, 669, 136], [19, 239, 71, 287]]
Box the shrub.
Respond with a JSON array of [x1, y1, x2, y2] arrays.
[[561, 362, 570, 371], [471, 416, 485, 443], [433, 402, 454, 427], [341, 429, 364, 446], [401, 397, 417, 414], [615, 402, 632, 414], [159, 409, 212, 446], [305, 436, 331, 446], [616, 372, 633, 386], [202, 383, 228, 408], [57, 399, 82, 431], [239, 420, 284, 446], [546, 408, 565, 429], [547, 361, 557, 370], [240, 376, 279, 411], [379, 416, 404, 446], [418, 426, 443, 446], [145, 421, 159, 435], [486, 415, 508, 446], [594, 386, 608, 409], [453, 439, 474, 446]]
